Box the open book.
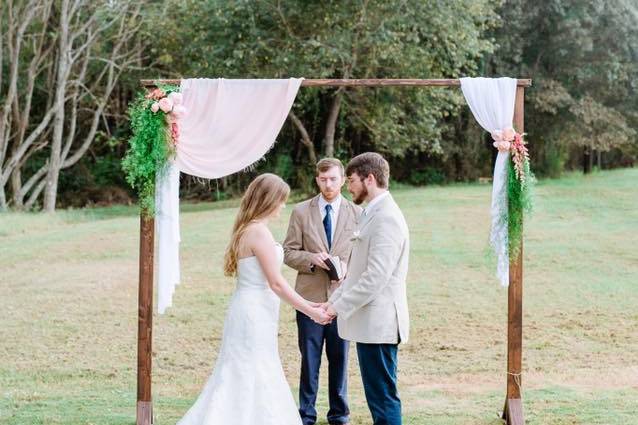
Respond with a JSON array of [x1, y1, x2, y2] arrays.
[[323, 256, 344, 281]]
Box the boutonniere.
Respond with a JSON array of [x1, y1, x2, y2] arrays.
[[350, 230, 361, 242]]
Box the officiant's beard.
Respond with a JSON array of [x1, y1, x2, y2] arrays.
[[352, 185, 368, 205]]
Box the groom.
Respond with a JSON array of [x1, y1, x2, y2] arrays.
[[324, 152, 410, 425]]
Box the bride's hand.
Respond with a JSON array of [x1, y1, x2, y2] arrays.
[[307, 305, 332, 325]]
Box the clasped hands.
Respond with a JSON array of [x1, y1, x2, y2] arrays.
[[308, 302, 337, 325]]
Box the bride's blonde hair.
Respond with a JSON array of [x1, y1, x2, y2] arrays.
[[223, 173, 290, 277]]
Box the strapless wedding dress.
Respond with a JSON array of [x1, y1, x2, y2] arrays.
[[176, 244, 302, 425]]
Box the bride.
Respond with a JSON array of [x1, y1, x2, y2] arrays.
[[177, 173, 332, 425]]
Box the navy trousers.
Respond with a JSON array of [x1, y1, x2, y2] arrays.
[[297, 311, 350, 425], [356, 342, 402, 425]]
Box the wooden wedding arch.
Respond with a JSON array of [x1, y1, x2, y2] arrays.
[[136, 78, 532, 425]]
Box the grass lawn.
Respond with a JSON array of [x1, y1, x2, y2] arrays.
[[1, 168, 637, 424]]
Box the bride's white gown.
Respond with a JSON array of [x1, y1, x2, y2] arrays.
[[177, 244, 302, 425]]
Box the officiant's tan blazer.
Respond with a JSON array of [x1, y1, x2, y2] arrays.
[[329, 193, 410, 344], [283, 195, 362, 303]]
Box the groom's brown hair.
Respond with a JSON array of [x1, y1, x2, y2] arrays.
[[346, 152, 390, 188]]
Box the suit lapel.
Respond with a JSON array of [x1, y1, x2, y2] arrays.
[[357, 207, 373, 231], [310, 195, 330, 251]]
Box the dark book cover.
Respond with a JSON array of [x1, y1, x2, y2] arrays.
[[323, 256, 343, 281]]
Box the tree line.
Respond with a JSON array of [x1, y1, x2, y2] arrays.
[[1, 0, 636, 211]]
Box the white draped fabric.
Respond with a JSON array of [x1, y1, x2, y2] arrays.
[[156, 161, 181, 314], [156, 78, 303, 313], [460, 77, 517, 286]]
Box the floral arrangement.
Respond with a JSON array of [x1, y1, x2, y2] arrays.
[[122, 84, 185, 215], [147, 88, 186, 146], [491, 126, 535, 261]]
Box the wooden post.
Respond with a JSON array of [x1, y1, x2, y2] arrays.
[[137, 213, 154, 425], [503, 86, 525, 425]]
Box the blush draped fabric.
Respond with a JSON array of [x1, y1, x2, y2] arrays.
[[156, 78, 303, 313]]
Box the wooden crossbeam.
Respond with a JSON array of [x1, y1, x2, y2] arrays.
[[140, 78, 532, 88]]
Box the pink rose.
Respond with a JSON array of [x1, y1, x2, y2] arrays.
[[158, 97, 173, 113], [493, 140, 511, 152], [145, 88, 165, 100], [492, 127, 517, 143], [172, 104, 186, 118], [502, 127, 516, 141], [168, 92, 183, 105], [491, 129, 504, 142], [150, 102, 160, 113]]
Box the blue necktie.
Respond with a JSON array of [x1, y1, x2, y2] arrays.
[[323, 204, 332, 250]]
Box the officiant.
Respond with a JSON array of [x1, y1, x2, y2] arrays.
[[283, 158, 362, 425]]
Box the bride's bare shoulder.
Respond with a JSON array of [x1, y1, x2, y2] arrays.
[[242, 222, 274, 244], [239, 223, 274, 259], [244, 221, 269, 235]]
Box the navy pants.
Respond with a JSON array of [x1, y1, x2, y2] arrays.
[[297, 311, 350, 425], [357, 342, 402, 425]]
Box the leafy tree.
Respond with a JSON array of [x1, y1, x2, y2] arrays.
[[489, 0, 638, 174], [152, 0, 497, 176]]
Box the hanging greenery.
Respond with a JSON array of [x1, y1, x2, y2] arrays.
[[122, 84, 183, 216], [507, 154, 535, 261], [492, 128, 535, 265]]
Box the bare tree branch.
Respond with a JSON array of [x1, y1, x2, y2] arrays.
[[1, 105, 57, 185], [24, 177, 47, 210], [289, 111, 317, 164], [0, 0, 42, 168], [1, 0, 146, 211]]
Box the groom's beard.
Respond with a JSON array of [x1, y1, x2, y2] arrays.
[[352, 185, 368, 205]]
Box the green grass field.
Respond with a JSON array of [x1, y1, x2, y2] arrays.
[[1, 168, 637, 424]]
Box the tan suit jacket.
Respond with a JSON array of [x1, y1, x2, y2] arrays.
[[329, 193, 410, 344], [283, 195, 362, 303]]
